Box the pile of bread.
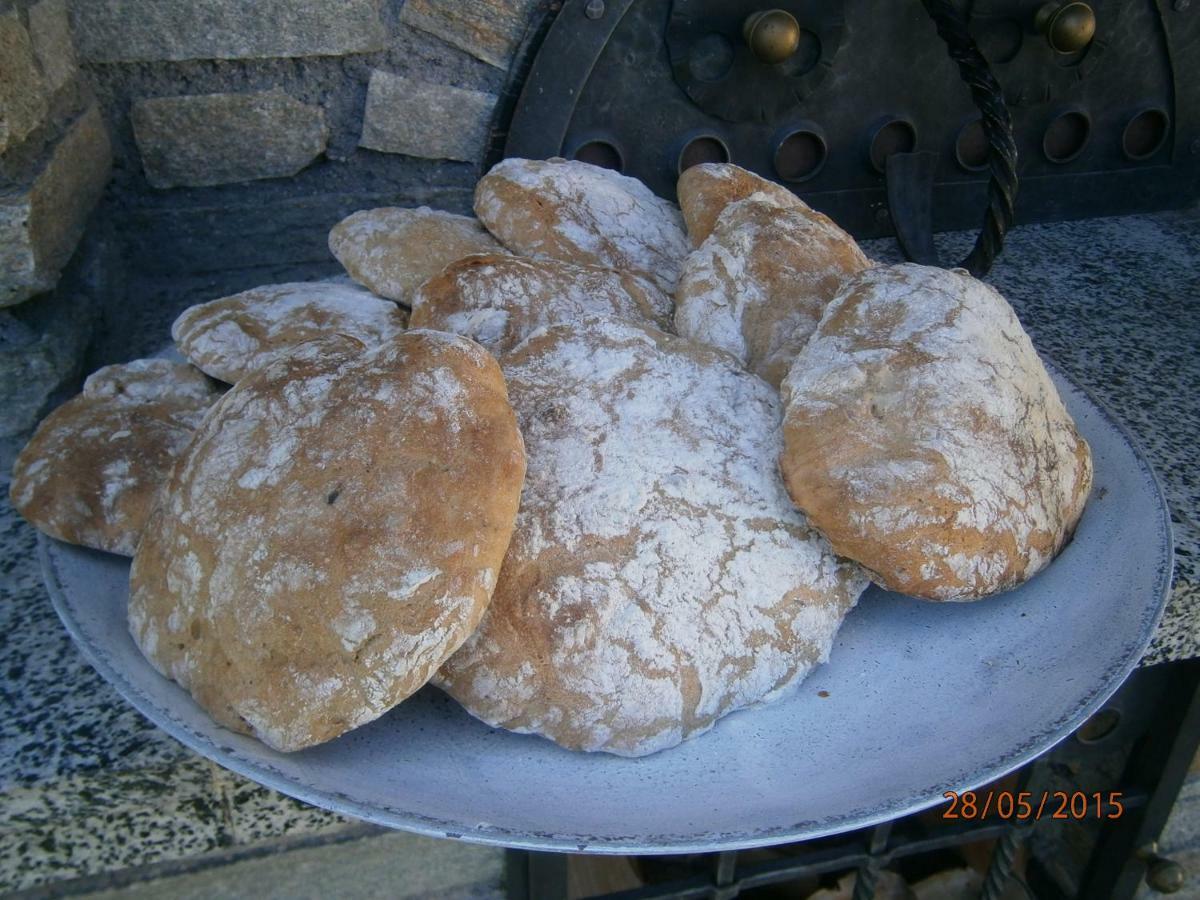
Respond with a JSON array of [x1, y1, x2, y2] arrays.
[[10, 159, 1093, 757]]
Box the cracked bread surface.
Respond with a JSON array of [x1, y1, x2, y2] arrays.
[[474, 158, 691, 294], [10, 359, 224, 556], [780, 263, 1093, 601], [129, 331, 526, 751], [437, 316, 867, 757]]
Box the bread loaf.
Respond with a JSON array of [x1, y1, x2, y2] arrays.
[[675, 195, 871, 387], [410, 253, 674, 355], [779, 264, 1093, 600], [172, 281, 407, 383], [328, 207, 504, 305], [436, 317, 868, 756], [676, 162, 801, 246], [474, 158, 691, 293], [10, 360, 223, 556], [82, 358, 224, 420], [129, 332, 526, 751]]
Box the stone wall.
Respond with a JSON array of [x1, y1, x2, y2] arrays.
[[73, 0, 556, 364], [1, 0, 110, 307], [0, 0, 556, 458], [1, 0, 112, 459]]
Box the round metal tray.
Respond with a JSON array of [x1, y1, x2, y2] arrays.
[[40, 365, 1173, 854]]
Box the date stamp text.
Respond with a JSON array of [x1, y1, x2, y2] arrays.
[[942, 790, 1125, 821]]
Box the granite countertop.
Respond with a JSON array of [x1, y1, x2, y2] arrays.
[[1, 209, 1198, 892]]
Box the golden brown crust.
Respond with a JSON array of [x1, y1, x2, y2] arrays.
[[675, 196, 871, 387], [676, 163, 802, 246], [10, 360, 224, 556], [473, 158, 691, 293], [11, 401, 195, 555], [436, 317, 867, 757], [410, 253, 674, 355], [779, 264, 1093, 601], [128, 331, 526, 751], [172, 281, 408, 383], [328, 207, 504, 304]]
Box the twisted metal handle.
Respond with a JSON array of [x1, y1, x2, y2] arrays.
[[920, 0, 1019, 276]]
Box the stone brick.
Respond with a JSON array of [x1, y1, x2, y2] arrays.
[[360, 71, 496, 163], [0, 105, 112, 307], [399, 0, 544, 69], [28, 0, 79, 95], [131, 92, 328, 189], [0, 9, 49, 155], [68, 0, 388, 62]]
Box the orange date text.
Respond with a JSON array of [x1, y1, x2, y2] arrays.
[[941, 790, 1124, 821]]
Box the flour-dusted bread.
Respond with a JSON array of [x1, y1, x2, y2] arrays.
[[82, 358, 224, 425], [474, 158, 691, 293], [129, 331, 526, 752], [172, 281, 408, 383], [436, 317, 868, 757], [676, 162, 802, 246], [780, 264, 1093, 601], [410, 253, 674, 356], [328, 207, 505, 304], [675, 195, 871, 387], [10, 360, 224, 556]]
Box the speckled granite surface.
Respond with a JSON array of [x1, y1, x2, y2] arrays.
[[0, 485, 352, 891], [0, 209, 1197, 891]]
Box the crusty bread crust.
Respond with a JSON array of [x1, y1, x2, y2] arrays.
[[411, 253, 674, 355], [474, 158, 691, 294], [779, 264, 1093, 601], [172, 281, 408, 383], [437, 317, 867, 756], [328, 206, 503, 304], [675, 195, 871, 387], [10, 359, 223, 556], [676, 162, 801, 246], [129, 331, 526, 751]]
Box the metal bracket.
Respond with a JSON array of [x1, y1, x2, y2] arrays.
[[885, 151, 941, 267]]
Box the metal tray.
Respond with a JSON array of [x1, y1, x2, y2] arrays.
[[40, 365, 1173, 854]]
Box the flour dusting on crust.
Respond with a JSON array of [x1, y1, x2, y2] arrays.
[[676, 162, 802, 246], [10, 359, 225, 555], [172, 281, 408, 383], [436, 317, 868, 757], [411, 253, 674, 355], [474, 158, 691, 293], [328, 206, 505, 304], [128, 331, 526, 751], [84, 358, 225, 427], [780, 263, 1093, 600], [675, 194, 871, 387]]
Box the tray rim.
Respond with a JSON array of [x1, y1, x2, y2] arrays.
[[38, 358, 1176, 854]]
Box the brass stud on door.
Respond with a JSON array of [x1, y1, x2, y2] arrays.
[[1034, 1, 1097, 53], [742, 9, 802, 64]]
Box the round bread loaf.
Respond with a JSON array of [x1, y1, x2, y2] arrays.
[[328, 207, 504, 304], [676, 162, 802, 246], [82, 358, 224, 420], [129, 332, 526, 752], [172, 281, 408, 383], [410, 253, 674, 356], [779, 264, 1093, 601], [10, 360, 224, 556], [675, 195, 871, 387], [436, 317, 868, 757], [474, 158, 691, 293]]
